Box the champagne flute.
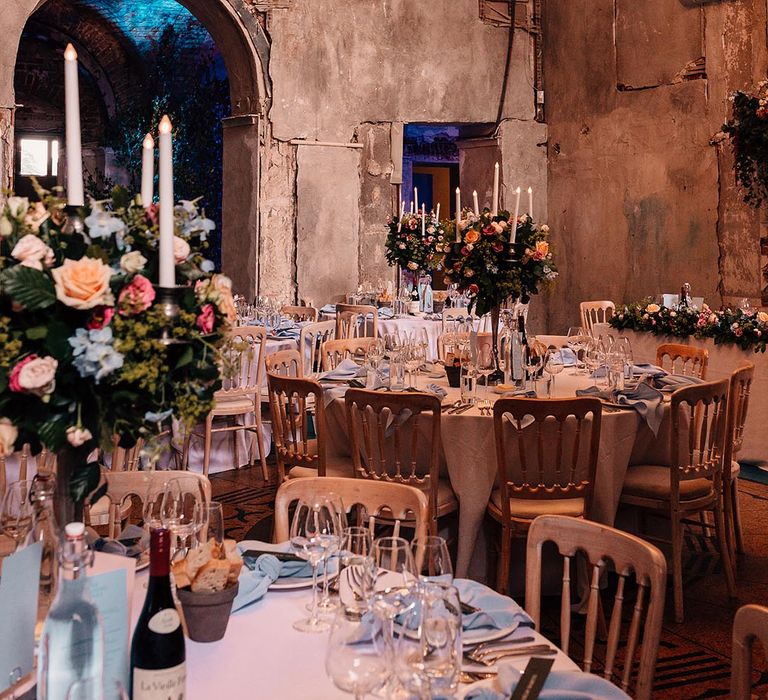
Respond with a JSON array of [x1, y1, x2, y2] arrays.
[[0, 479, 34, 551], [543, 349, 565, 398], [200, 501, 225, 551], [291, 497, 340, 632]]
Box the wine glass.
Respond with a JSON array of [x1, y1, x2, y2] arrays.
[[199, 501, 224, 551], [412, 535, 453, 583], [290, 497, 341, 632], [366, 338, 385, 371], [339, 526, 374, 613], [160, 477, 205, 561], [325, 608, 389, 699], [523, 337, 546, 392], [0, 480, 34, 551], [394, 582, 463, 698], [566, 326, 590, 374], [315, 493, 347, 614], [543, 349, 565, 398], [475, 337, 495, 398], [142, 479, 168, 532]]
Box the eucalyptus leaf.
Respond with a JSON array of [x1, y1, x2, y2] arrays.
[[25, 325, 48, 340]]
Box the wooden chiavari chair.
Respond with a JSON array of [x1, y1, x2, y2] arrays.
[[731, 604, 768, 700], [265, 349, 303, 378], [655, 342, 709, 379], [579, 300, 615, 336], [335, 303, 378, 339], [280, 305, 318, 322], [299, 320, 335, 376], [321, 337, 377, 371]]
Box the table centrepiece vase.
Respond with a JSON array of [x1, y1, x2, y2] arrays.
[[176, 583, 239, 642], [54, 445, 93, 526]]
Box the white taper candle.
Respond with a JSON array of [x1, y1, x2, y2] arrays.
[[527, 187, 533, 220], [158, 115, 175, 288], [64, 44, 84, 206], [140, 133, 154, 208], [455, 188, 461, 242], [492, 162, 499, 216], [473, 190, 479, 216], [511, 186, 521, 244]]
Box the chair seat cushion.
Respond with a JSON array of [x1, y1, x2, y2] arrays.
[[489, 489, 585, 519], [212, 395, 256, 415], [621, 464, 712, 501], [288, 455, 355, 479]]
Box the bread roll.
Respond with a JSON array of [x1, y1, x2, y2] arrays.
[[191, 559, 230, 593]]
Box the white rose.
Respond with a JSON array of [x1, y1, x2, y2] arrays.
[[11, 234, 54, 271], [66, 426, 93, 447], [17, 356, 57, 397], [0, 216, 12, 237], [173, 236, 191, 264], [120, 250, 147, 274], [540, 224, 550, 233], [6, 196, 29, 220], [0, 418, 17, 457]]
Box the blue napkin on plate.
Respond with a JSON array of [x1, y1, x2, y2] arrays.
[[231, 553, 281, 612], [378, 307, 394, 318], [577, 383, 664, 436], [320, 358, 361, 380], [502, 389, 536, 398], [464, 667, 631, 700], [424, 383, 447, 398], [549, 348, 578, 366], [91, 524, 148, 559], [237, 542, 314, 578], [632, 363, 667, 378], [272, 326, 300, 339], [320, 304, 337, 315], [454, 579, 533, 631], [653, 373, 705, 392]]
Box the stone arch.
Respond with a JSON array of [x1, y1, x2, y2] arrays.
[[2, 0, 269, 295]]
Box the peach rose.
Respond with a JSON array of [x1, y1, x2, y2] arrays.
[[0, 418, 17, 457], [11, 234, 54, 271], [645, 303, 661, 313], [757, 311, 768, 323], [531, 241, 549, 261], [464, 230, 480, 244], [210, 274, 236, 322], [51, 257, 114, 310], [173, 236, 191, 264]]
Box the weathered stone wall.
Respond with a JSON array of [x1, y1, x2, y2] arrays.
[[542, 0, 767, 332]]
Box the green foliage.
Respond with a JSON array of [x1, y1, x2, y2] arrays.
[[0, 265, 56, 310]]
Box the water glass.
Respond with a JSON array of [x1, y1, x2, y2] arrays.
[[543, 349, 565, 398], [394, 582, 463, 698], [460, 363, 477, 405], [160, 477, 205, 560], [315, 493, 346, 614], [566, 326, 590, 374], [412, 536, 453, 583], [339, 527, 374, 613], [325, 608, 389, 699], [0, 479, 34, 551], [290, 497, 341, 632]]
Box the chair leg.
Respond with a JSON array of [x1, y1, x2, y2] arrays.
[[722, 476, 736, 570], [232, 419, 240, 470], [670, 513, 685, 624], [732, 477, 745, 555], [497, 527, 511, 595], [713, 501, 736, 599], [254, 403, 269, 481], [202, 415, 214, 478]]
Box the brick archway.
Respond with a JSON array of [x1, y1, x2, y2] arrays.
[[3, 0, 269, 295]]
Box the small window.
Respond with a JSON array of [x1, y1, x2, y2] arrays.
[[19, 138, 49, 176], [50, 140, 59, 176]]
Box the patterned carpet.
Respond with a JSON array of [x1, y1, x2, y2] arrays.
[[210, 466, 768, 699]]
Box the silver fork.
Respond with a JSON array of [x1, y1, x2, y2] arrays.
[[464, 645, 556, 665]]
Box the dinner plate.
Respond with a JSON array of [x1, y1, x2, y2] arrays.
[[462, 621, 520, 646], [135, 550, 150, 572], [456, 671, 631, 699]]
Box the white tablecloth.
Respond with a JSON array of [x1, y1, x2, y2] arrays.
[[129, 571, 579, 699], [324, 371, 674, 579]]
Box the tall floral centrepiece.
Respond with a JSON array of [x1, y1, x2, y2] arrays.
[[384, 211, 447, 274], [442, 209, 557, 317], [0, 185, 234, 511]]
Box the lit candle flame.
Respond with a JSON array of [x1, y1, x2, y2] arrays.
[[64, 43, 77, 61], [159, 115, 172, 134], [143, 133, 154, 149]]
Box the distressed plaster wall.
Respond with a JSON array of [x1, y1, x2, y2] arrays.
[[543, 0, 767, 332]]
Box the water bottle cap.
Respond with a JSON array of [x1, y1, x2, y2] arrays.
[[65, 522, 86, 539]]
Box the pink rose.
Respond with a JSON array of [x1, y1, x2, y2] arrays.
[[491, 242, 505, 253], [9, 354, 57, 397], [146, 204, 159, 226], [87, 306, 115, 330], [118, 274, 156, 316], [11, 234, 54, 271], [173, 236, 191, 264], [196, 304, 215, 334]]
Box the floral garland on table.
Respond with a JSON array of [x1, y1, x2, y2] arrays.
[[609, 300, 768, 353], [722, 80, 768, 207], [442, 209, 557, 317], [0, 184, 234, 502], [384, 212, 448, 272]]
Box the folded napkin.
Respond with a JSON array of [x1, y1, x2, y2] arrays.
[[653, 373, 705, 392], [237, 541, 314, 578], [549, 348, 578, 366], [424, 383, 448, 398], [632, 363, 667, 378], [320, 304, 337, 315], [271, 326, 301, 339], [321, 358, 361, 380], [577, 383, 664, 436], [454, 578, 533, 631], [231, 553, 281, 612], [501, 389, 536, 398], [91, 524, 148, 559], [464, 667, 630, 700], [378, 307, 394, 318]]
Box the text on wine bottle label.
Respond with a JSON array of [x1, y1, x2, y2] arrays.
[[133, 662, 186, 700], [148, 609, 181, 634]]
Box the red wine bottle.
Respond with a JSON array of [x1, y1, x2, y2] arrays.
[[130, 528, 186, 700]]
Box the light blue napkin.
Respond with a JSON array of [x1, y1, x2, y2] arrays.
[[231, 553, 281, 613], [91, 524, 148, 559], [237, 542, 314, 578], [577, 383, 664, 436], [454, 578, 533, 631], [465, 667, 631, 700], [424, 383, 447, 398], [321, 358, 361, 380], [501, 389, 536, 398], [320, 304, 337, 315], [272, 327, 301, 339], [653, 373, 705, 392], [378, 307, 394, 318], [632, 363, 667, 378], [550, 348, 577, 366]]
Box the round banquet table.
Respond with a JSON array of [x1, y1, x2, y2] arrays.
[[323, 371, 675, 579], [129, 571, 580, 699]]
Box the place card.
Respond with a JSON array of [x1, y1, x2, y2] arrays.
[[0, 542, 42, 694], [509, 656, 555, 700], [88, 552, 136, 698]]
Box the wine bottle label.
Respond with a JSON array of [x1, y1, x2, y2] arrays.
[[148, 608, 181, 634], [133, 662, 186, 700]]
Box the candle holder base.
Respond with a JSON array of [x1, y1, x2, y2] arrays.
[[62, 205, 88, 240], [154, 285, 188, 346]]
